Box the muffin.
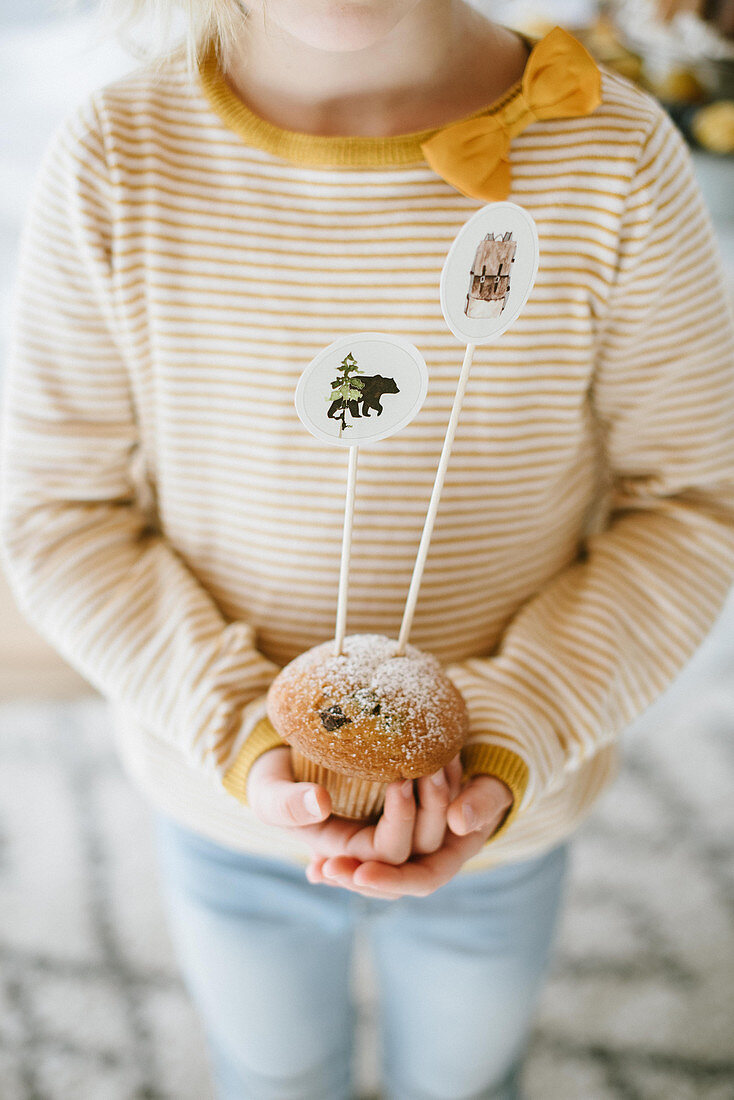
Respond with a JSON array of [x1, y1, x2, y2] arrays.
[[266, 633, 469, 819]]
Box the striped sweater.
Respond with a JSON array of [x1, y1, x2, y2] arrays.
[[2, 37, 734, 870]]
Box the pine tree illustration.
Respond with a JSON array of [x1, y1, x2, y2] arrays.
[[328, 351, 364, 436]]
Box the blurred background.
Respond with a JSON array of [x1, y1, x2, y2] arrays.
[[1, 1, 733, 1097]]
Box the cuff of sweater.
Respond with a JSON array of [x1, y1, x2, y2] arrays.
[[460, 743, 530, 843], [222, 716, 287, 807]]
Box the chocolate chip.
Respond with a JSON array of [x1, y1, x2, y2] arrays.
[[319, 705, 352, 732]]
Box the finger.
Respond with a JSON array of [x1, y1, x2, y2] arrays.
[[247, 749, 332, 828], [305, 857, 325, 884], [352, 828, 489, 897], [447, 775, 513, 837], [320, 857, 402, 900], [412, 769, 449, 854], [341, 779, 416, 864], [370, 779, 417, 864], [299, 791, 421, 861], [445, 753, 464, 800], [292, 815, 367, 857]]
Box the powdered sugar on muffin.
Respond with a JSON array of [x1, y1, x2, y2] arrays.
[[267, 634, 469, 784]]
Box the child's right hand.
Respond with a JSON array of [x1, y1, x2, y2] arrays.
[[246, 746, 461, 872]]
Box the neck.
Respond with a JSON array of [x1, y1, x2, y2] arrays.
[[223, 3, 528, 137]]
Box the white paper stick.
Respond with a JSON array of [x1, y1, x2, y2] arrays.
[[334, 445, 359, 656], [397, 343, 477, 655]]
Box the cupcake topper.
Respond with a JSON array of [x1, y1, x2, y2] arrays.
[[396, 201, 540, 654], [295, 333, 429, 655]]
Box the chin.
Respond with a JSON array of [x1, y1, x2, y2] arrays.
[[264, 0, 425, 52]]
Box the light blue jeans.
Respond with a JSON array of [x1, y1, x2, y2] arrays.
[[153, 815, 569, 1100]]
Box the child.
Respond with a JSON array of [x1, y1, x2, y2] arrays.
[[2, 1, 734, 1097]]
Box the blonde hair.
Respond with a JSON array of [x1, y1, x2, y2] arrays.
[[87, 0, 251, 75]]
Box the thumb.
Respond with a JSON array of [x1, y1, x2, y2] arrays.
[[447, 775, 513, 836], [247, 747, 332, 828]]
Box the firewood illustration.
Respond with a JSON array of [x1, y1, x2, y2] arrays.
[[465, 231, 517, 319]]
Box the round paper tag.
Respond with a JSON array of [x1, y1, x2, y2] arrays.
[[295, 333, 429, 448], [440, 201, 539, 344]]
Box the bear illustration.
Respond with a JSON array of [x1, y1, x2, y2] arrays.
[[327, 374, 399, 422]]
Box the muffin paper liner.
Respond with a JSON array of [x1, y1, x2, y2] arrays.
[[290, 750, 387, 819]]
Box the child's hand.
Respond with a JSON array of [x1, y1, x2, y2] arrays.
[[247, 746, 443, 869], [247, 748, 503, 899], [247, 746, 333, 828], [307, 773, 513, 900]]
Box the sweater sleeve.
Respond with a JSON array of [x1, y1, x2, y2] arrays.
[[0, 99, 283, 780], [447, 106, 734, 822]]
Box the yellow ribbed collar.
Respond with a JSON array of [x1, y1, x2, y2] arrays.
[[197, 34, 533, 168]]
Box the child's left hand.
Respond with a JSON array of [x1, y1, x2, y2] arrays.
[[305, 760, 513, 899]]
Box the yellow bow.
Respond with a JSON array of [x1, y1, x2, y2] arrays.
[[420, 27, 601, 202]]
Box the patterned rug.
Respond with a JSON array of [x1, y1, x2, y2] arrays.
[[2, 597, 734, 1099]]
